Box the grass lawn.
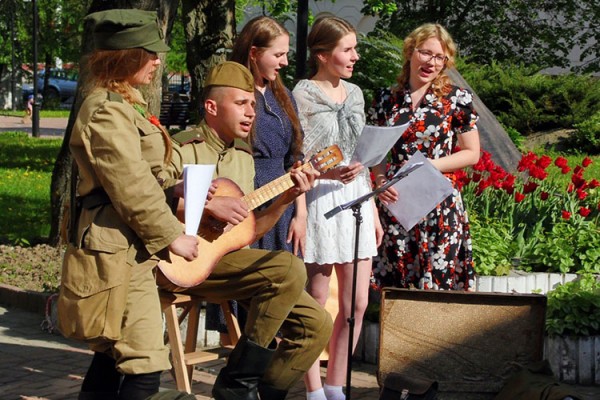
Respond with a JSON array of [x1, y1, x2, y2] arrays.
[[0, 131, 62, 244], [0, 109, 71, 118]]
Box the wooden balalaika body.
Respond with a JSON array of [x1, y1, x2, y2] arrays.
[[158, 145, 343, 287]]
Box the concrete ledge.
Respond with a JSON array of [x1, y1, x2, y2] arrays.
[[0, 283, 53, 316]]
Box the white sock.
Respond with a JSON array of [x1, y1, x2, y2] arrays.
[[324, 384, 346, 400], [306, 388, 327, 400]]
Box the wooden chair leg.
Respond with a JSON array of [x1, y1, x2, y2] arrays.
[[184, 302, 201, 389], [220, 301, 241, 347], [163, 302, 192, 393]]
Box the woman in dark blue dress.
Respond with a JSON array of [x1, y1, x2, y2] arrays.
[[233, 16, 305, 254]]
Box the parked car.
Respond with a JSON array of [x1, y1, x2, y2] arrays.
[[167, 74, 190, 95], [22, 68, 78, 103]]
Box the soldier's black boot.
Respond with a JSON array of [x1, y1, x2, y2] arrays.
[[258, 384, 288, 400], [119, 371, 162, 400], [212, 336, 275, 400], [144, 390, 197, 399], [78, 351, 121, 400]]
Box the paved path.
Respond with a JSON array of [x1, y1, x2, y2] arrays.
[[0, 116, 69, 137], [0, 305, 380, 400]]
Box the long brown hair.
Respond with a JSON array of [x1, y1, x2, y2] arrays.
[[396, 23, 456, 100], [307, 16, 356, 78], [231, 16, 303, 161], [86, 48, 172, 163]]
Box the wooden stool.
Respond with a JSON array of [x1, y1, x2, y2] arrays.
[[159, 290, 241, 393]]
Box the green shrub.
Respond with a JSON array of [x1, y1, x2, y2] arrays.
[[567, 111, 600, 154], [504, 125, 525, 149], [546, 274, 600, 337], [470, 218, 513, 276], [461, 62, 600, 134], [352, 30, 404, 107], [532, 221, 600, 274]]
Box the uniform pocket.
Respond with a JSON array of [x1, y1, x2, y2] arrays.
[[82, 205, 136, 254], [57, 245, 132, 341]]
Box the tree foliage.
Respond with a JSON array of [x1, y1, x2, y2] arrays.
[[0, 0, 29, 74], [364, 0, 599, 74]]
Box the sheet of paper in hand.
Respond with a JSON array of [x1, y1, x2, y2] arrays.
[[183, 164, 216, 235], [350, 122, 410, 167], [383, 151, 453, 231]]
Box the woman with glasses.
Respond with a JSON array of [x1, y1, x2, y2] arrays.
[[368, 23, 480, 291]]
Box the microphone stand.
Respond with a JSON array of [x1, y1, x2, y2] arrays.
[[324, 162, 423, 399]]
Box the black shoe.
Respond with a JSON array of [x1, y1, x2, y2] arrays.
[[78, 393, 118, 400], [144, 390, 197, 400], [212, 336, 275, 400], [258, 384, 288, 400], [119, 371, 161, 400]]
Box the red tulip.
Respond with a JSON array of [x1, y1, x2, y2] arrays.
[[561, 166, 571, 174], [589, 179, 599, 189], [579, 207, 591, 217], [536, 155, 552, 169], [514, 192, 525, 203], [571, 173, 586, 189], [555, 156, 568, 168], [523, 181, 538, 194], [529, 166, 548, 180], [561, 210, 571, 220], [540, 191, 549, 200], [582, 157, 593, 167], [577, 189, 588, 200]]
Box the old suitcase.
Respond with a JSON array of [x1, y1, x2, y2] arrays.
[[378, 288, 547, 400]]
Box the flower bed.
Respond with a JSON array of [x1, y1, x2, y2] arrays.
[[458, 151, 600, 277]]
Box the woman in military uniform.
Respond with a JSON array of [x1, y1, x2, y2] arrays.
[[57, 9, 198, 400]]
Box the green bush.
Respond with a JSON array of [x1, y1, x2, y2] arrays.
[[546, 274, 600, 337], [461, 62, 600, 134], [351, 30, 404, 107], [567, 111, 600, 154]]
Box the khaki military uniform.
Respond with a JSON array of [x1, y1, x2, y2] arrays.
[[157, 122, 333, 390], [57, 88, 182, 374]]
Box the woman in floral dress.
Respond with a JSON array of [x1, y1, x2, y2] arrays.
[[369, 23, 480, 291]]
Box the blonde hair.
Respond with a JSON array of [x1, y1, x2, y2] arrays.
[[86, 48, 172, 163], [396, 23, 456, 99], [307, 16, 356, 78], [231, 16, 303, 161]]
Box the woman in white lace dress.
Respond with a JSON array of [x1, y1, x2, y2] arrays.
[[293, 17, 383, 400]]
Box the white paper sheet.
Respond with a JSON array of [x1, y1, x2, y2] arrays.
[[350, 123, 410, 167], [384, 152, 454, 231], [183, 164, 216, 235]]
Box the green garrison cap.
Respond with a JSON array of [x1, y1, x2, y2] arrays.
[[86, 9, 170, 53], [204, 61, 254, 92]]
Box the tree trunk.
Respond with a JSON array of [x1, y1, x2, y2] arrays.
[[48, 0, 178, 245], [295, 0, 309, 81], [182, 0, 235, 124]]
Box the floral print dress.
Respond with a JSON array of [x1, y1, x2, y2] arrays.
[[368, 85, 478, 290]]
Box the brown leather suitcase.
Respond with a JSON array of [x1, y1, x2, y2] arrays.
[[378, 288, 547, 400]]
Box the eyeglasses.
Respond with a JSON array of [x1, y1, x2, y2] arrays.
[[415, 48, 448, 66]]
